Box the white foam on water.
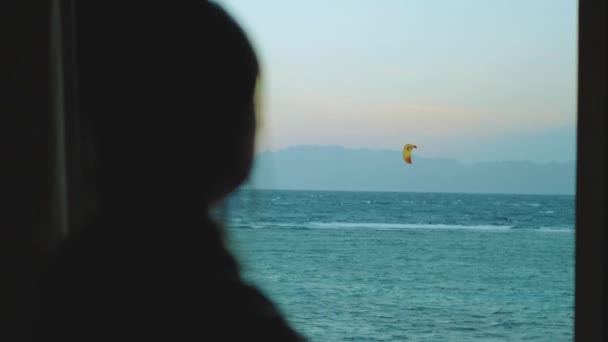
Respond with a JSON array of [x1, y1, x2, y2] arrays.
[[229, 222, 267, 229], [536, 227, 574, 233], [305, 222, 513, 231], [231, 221, 576, 233]]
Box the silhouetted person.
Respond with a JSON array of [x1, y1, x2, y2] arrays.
[[31, 1, 304, 340]]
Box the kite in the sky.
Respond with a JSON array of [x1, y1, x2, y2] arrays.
[[403, 144, 417, 164]]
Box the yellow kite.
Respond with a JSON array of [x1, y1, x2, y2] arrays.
[[403, 144, 417, 164]]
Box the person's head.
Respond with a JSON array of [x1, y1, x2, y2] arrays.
[[86, 0, 259, 214]]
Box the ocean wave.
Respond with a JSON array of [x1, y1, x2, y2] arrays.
[[306, 222, 514, 231], [229, 221, 575, 232], [229, 223, 268, 229], [231, 221, 514, 231], [536, 227, 574, 233]]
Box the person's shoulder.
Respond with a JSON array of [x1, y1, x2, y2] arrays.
[[34, 217, 305, 340], [108, 249, 304, 340], [170, 271, 306, 340]]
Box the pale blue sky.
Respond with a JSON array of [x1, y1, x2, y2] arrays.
[[214, 0, 577, 163]]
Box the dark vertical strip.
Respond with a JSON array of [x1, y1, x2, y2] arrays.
[[60, 0, 85, 232], [72, 2, 107, 226], [50, 0, 69, 238], [14, 0, 55, 340], [575, 0, 606, 341]]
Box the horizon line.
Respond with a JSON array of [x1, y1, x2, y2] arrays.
[[237, 187, 576, 197]]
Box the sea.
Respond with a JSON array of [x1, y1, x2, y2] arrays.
[[222, 190, 575, 341]]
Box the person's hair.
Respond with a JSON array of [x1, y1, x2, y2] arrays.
[[84, 0, 259, 210]]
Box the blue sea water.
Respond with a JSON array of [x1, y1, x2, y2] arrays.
[[223, 190, 575, 341]]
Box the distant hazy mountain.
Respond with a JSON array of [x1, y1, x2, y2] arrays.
[[245, 145, 575, 195]]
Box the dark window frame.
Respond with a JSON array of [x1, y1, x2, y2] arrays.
[[574, 1, 606, 341]]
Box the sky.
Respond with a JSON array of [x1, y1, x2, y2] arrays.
[[214, 0, 578, 163]]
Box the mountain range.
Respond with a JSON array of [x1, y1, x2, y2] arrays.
[[244, 145, 576, 195]]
